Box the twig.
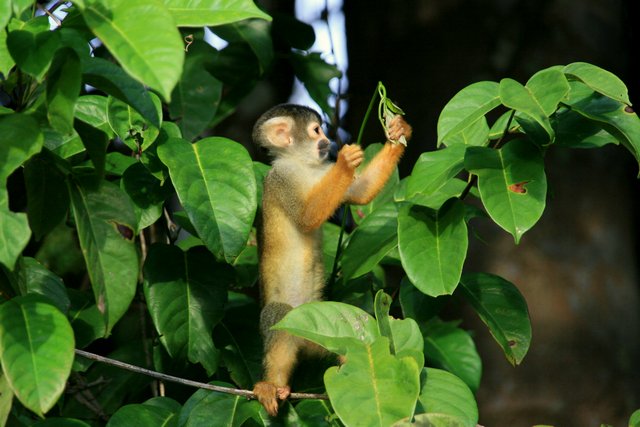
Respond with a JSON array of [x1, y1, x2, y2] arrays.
[[74, 349, 329, 401]]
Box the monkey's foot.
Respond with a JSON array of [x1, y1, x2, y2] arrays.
[[253, 382, 290, 416]]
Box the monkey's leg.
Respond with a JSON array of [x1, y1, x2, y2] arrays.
[[253, 329, 300, 416]]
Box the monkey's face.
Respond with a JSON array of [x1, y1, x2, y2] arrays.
[[305, 121, 331, 162]]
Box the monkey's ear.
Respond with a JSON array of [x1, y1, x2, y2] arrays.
[[262, 117, 294, 148]]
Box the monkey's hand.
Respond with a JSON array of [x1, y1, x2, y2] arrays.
[[387, 115, 413, 145], [337, 144, 364, 171], [253, 381, 291, 417]]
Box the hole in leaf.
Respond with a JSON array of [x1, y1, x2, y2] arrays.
[[508, 340, 517, 347], [508, 181, 529, 194], [624, 106, 634, 114]]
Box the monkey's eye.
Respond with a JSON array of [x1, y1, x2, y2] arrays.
[[313, 126, 321, 135]]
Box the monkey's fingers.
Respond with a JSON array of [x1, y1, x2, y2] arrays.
[[277, 385, 291, 400], [253, 382, 280, 417]]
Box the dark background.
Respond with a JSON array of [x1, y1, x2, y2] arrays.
[[233, 1, 640, 425]]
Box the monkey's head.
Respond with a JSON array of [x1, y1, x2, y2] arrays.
[[253, 104, 332, 164]]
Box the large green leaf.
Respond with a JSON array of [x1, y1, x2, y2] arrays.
[[68, 177, 139, 334], [553, 108, 617, 149], [405, 145, 466, 200], [79, 0, 184, 101], [0, 28, 15, 76], [106, 403, 177, 427], [416, 368, 478, 427], [629, 409, 640, 427], [121, 163, 168, 231], [210, 19, 273, 75], [459, 272, 531, 365], [499, 78, 554, 142], [525, 67, 570, 116], [389, 317, 425, 368], [444, 117, 490, 147], [143, 244, 229, 375], [46, 48, 82, 135], [563, 62, 630, 106], [169, 43, 223, 141], [6, 18, 61, 81], [324, 338, 420, 427], [178, 387, 261, 427], [157, 137, 257, 262], [341, 203, 398, 281], [0, 374, 12, 427], [82, 57, 160, 127], [24, 151, 69, 240], [0, 295, 74, 417], [464, 139, 547, 243], [273, 301, 378, 355], [163, 0, 271, 26], [0, 113, 44, 181], [423, 321, 481, 392], [398, 199, 468, 297], [437, 81, 500, 145]]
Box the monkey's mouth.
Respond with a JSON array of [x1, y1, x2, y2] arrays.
[[318, 139, 330, 159]]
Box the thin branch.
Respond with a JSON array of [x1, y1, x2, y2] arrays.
[[74, 349, 329, 401]]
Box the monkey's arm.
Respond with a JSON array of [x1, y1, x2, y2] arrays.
[[345, 116, 411, 205], [297, 145, 363, 232]]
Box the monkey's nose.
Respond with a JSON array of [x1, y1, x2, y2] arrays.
[[328, 140, 339, 160]]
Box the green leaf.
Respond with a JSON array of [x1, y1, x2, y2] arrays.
[[464, 139, 547, 243], [291, 51, 341, 116], [43, 128, 85, 159], [564, 89, 640, 172], [143, 244, 229, 375], [389, 317, 425, 368], [398, 199, 468, 297], [0, 202, 31, 270], [0, 1, 10, 30], [553, 108, 617, 149], [74, 95, 114, 138], [7, 21, 60, 80], [0, 113, 44, 181], [272, 13, 315, 50], [444, 117, 490, 147], [79, 0, 184, 101], [158, 137, 257, 263], [0, 295, 74, 417], [416, 368, 478, 427], [341, 203, 398, 281], [75, 120, 109, 179], [393, 413, 468, 427], [163, 0, 271, 26], [437, 81, 500, 145], [399, 278, 446, 323], [178, 387, 261, 427], [324, 338, 420, 427], [18, 257, 70, 313], [46, 48, 82, 134], [499, 78, 554, 142], [273, 301, 378, 355], [374, 290, 393, 346], [82, 57, 160, 127], [0, 28, 15, 76], [459, 272, 531, 365], [563, 62, 630, 106], [107, 93, 162, 152], [106, 403, 177, 427], [629, 408, 640, 427], [423, 321, 481, 392], [525, 67, 570, 116], [33, 418, 92, 427], [24, 151, 69, 240], [169, 45, 223, 141], [405, 145, 466, 200], [68, 177, 139, 335], [210, 19, 273, 75]]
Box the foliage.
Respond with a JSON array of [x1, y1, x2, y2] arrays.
[[0, 1, 638, 426]]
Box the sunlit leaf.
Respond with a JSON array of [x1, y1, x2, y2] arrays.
[[106, 403, 177, 427], [158, 137, 257, 262], [7, 18, 60, 80], [415, 368, 478, 427], [107, 93, 162, 152], [563, 62, 630, 106], [405, 145, 466, 200], [459, 272, 531, 365], [46, 48, 82, 134], [324, 338, 420, 427], [525, 67, 570, 116], [291, 51, 341, 116], [0, 295, 74, 417], [499, 78, 554, 142], [465, 139, 547, 243], [398, 199, 468, 296], [18, 257, 70, 313], [437, 81, 500, 145], [178, 387, 261, 427], [79, 0, 184, 101], [163, 0, 271, 26]]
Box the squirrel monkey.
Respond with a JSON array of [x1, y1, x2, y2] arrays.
[[252, 104, 412, 416]]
